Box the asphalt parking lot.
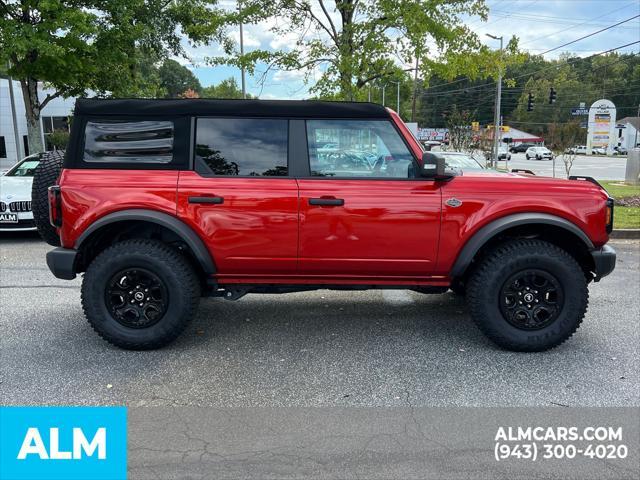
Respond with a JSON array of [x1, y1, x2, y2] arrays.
[[503, 152, 627, 180], [0, 233, 638, 408]]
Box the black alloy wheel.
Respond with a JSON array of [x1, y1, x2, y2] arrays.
[[499, 269, 564, 330], [105, 268, 169, 328]]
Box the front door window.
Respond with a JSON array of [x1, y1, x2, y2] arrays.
[[306, 120, 415, 178]]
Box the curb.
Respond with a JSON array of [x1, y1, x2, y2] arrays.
[[610, 229, 640, 239]]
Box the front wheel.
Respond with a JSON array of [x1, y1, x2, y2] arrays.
[[81, 239, 200, 349], [466, 239, 588, 352]]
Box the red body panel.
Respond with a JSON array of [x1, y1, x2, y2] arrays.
[[57, 112, 611, 286], [435, 173, 610, 275], [176, 171, 299, 275], [57, 169, 179, 249], [297, 179, 441, 276]]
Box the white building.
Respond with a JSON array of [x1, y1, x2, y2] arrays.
[[615, 117, 639, 151], [0, 79, 77, 169]]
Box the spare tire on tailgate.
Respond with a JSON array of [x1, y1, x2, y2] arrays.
[[31, 150, 65, 246]]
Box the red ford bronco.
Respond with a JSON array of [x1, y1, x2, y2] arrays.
[[34, 98, 616, 351]]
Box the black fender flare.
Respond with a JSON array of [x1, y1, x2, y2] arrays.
[[450, 213, 594, 278], [75, 209, 216, 274]]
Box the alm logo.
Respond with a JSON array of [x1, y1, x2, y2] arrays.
[[0, 407, 126, 480], [17, 427, 106, 460]]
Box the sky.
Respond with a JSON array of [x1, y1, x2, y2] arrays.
[[181, 0, 640, 99]]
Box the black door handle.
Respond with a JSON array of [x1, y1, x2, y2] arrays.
[[189, 196, 224, 204], [309, 198, 344, 206]]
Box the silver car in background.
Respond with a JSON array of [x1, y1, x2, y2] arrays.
[[0, 154, 40, 231]]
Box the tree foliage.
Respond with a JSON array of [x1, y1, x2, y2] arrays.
[[211, 0, 518, 100], [547, 120, 582, 178], [201, 77, 252, 99], [442, 105, 476, 152], [0, 0, 228, 153], [417, 52, 640, 140], [158, 59, 203, 98]]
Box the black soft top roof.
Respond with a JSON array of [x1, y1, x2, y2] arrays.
[[74, 98, 390, 119]]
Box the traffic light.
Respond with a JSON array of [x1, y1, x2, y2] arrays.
[[549, 87, 557, 104], [527, 93, 535, 112]]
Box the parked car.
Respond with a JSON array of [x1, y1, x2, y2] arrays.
[[613, 146, 628, 156], [37, 98, 616, 352], [509, 143, 535, 153], [591, 147, 606, 155], [525, 146, 553, 160], [566, 145, 587, 155], [0, 154, 41, 231], [440, 152, 485, 171], [420, 140, 441, 151], [498, 145, 511, 161]]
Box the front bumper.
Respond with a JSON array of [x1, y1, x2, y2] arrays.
[[46, 247, 78, 280], [591, 244, 616, 281]]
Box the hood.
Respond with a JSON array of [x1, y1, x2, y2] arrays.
[[459, 170, 608, 197], [0, 176, 34, 201]]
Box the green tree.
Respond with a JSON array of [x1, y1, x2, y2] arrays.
[[548, 121, 582, 178], [0, 0, 228, 154], [201, 77, 252, 99], [442, 105, 476, 152], [211, 0, 515, 101], [158, 59, 203, 98]]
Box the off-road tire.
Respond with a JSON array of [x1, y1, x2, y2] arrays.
[[81, 239, 200, 350], [449, 281, 466, 296], [31, 150, 64, 246], [466, 239, 588, 352]]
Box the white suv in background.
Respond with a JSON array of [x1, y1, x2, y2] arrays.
[[525, 146, 553, 160], [0, 154, 40, 231]]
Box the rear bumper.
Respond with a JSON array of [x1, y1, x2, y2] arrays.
[[46, 247, 78, 280], [591, 244, 616, 281]]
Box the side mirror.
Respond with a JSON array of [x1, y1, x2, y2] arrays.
[[421, 152, 454, 180]]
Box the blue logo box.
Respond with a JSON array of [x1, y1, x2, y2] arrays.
[[0, 406, 127, 480]]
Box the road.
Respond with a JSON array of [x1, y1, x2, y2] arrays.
[[502, 152, 627, 180], [1, 232, 638, 408]]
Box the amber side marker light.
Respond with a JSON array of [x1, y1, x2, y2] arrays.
[[605, 198, 614, 234]]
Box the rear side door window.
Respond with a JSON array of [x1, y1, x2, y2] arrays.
[[306, 120, 415, 178], [195, 118, 288, 176]]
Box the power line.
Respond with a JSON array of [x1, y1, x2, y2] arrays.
[[421, 44, 639, 97], [540, 14, 640, 55]]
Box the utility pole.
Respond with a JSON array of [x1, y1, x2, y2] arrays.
[[389, 80, 400, 114], [487, 33, 503, 169], [382, 84, 386, 107], [6, 62, 23, 161], [239, 0, 246, 99], [411, 56, 419, 122]]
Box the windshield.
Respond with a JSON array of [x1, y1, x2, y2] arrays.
[[5, 156, 40, 177], [441, 153, 484, 170]]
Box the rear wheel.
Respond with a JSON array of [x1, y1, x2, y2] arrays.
[[81, 239, 200, 350], [466, 239, 588, 351], [31, 150, 64, 246]]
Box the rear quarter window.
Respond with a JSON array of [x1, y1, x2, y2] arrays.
[[84, 120, 174, 164]]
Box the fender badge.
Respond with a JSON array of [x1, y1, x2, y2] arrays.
[[445, 197, 462, 208]]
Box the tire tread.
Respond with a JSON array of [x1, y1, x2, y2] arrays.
[[81, 239, 200, 350], [466, 239, 589, 352]]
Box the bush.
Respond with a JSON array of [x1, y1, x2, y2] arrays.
[[48, 129, 70, 149]]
